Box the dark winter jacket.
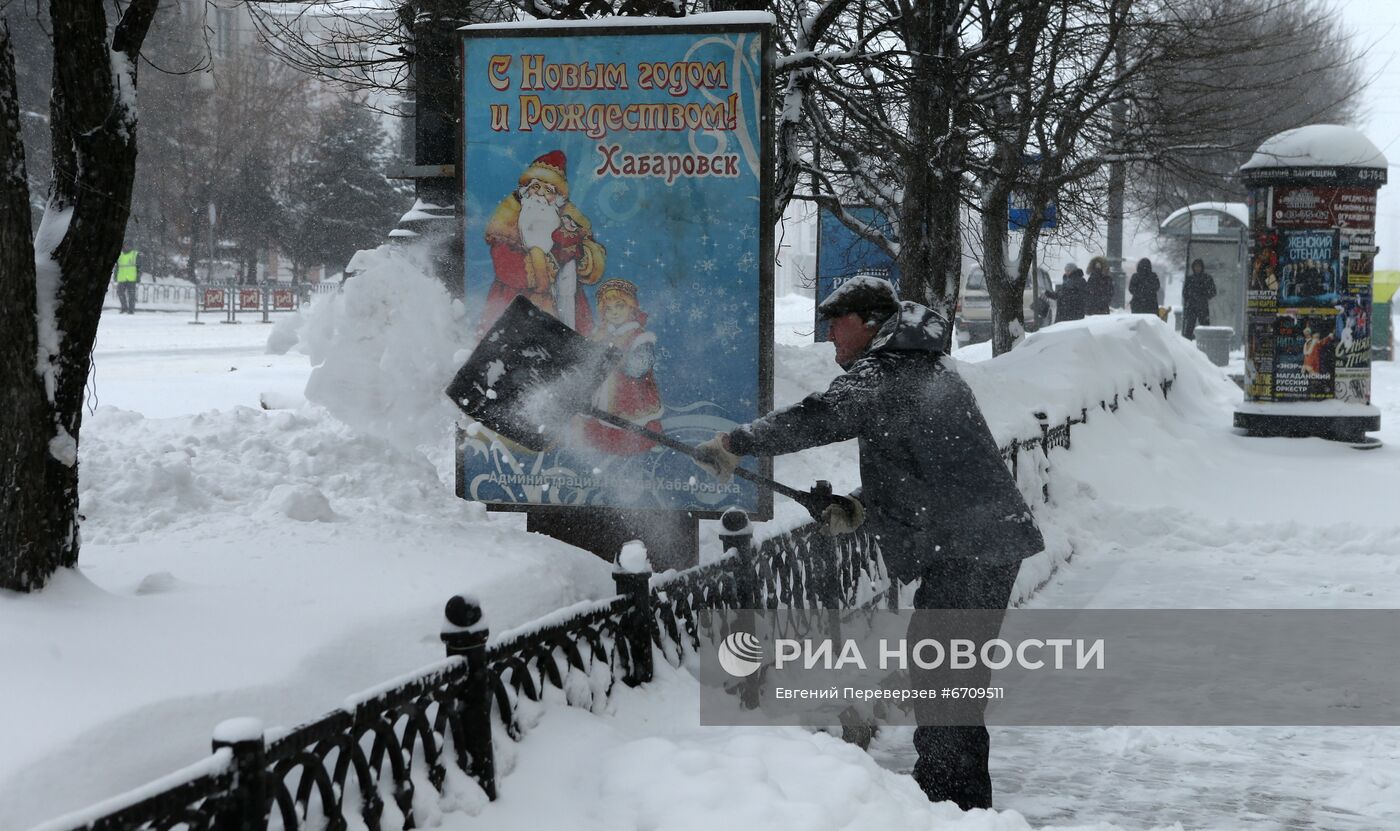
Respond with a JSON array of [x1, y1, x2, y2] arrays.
[[1128, 264, 1161, 314], [1085, 267, 1114, 315], [1183, 270, 1216, 313], [1048, 269, 1088, 322], [727, 301, 1044, 581]]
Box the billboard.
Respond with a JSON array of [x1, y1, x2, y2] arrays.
[[458, 18, 773, 517], [1277, 229, 1340, 307], [1269, 185, 1376, 229], [815, 207, 899, 341]]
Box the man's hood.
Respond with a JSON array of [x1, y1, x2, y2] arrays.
[[867, 300, 947, 355]]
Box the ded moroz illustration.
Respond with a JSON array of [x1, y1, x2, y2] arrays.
[[457, 21, 770, 514]]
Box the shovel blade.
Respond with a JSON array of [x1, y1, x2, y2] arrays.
[[446, 296, 615, 451]]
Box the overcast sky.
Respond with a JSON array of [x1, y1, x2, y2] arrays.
[[1337, 0, 1400, 270]]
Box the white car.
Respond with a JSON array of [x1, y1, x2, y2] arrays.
[[956, 264, 1055, 345]]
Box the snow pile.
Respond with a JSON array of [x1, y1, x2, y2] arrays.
[[293, 245, 471, 448], [478, 660, 1069, 831], [77, 404, 469, 543], [956, 313, 1239, 441]]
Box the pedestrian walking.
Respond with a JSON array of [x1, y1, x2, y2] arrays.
[[1181, 258, 1216, 340], [1128, 257, 1161, 315], [115, 249, 139, 314], [1047, 263, 1087, 323], [1085, 256, 1113, 315], [693, 276, 1044, 811]]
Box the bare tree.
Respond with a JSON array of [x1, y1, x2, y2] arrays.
[[771, 0, 991, 322], [1127, 0, 1365, 220], [1, 0, 159, 592], [964, 0, 1366, 356], [135, 33, 317, 283]]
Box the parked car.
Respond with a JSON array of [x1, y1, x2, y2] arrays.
[[956, 264, 1055, 345]]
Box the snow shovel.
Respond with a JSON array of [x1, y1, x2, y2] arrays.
[[446, 295, 849, 519]]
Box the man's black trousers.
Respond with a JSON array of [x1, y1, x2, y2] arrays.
[[909, 557, 1020, 811]]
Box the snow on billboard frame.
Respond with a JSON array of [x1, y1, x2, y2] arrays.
[[455, 15, 775, 519]]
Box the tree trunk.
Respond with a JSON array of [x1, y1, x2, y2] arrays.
[[982, 178, 1024, 357], [0, 21, 59, 591], [897, 0, 955, 315], [0, 0, 157, 592], [895, 0, 964, 347], [1012, 195, 1051, 341]]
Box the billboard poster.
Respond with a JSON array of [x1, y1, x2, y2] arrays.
[[815, 207, 899, 341], [1336, 292, 1371, 370], [1337, 369, 1371, 404], [1247, 187, 1269, 227], [1273, 312, 1337, 401], [1344, 228, 1377, 289], [1270, 185, 1376, 229], [1248, 228, 1279, 313], [1277, 229, 1340, 308], [458, 20, 772, 517], [1245, 319, 1274, 400]]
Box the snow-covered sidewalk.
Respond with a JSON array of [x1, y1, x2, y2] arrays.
[[6, 276, 1400, 830], [468, 320, 1400, 831]]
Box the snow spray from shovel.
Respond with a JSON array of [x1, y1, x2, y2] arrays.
[[446, 296, 848, 519]]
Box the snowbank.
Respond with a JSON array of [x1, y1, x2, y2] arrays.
[[295, 245, 471, 448], [16, 292, 1400, 830]]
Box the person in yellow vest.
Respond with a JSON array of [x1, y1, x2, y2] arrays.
[[115, 250, 139, 314]]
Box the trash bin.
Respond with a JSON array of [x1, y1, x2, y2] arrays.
[[1194, 325, 1232, 367]]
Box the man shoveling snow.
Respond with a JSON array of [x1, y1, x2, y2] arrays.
[[693, 276, 1044, 810]]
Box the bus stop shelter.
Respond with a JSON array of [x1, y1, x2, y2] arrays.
[[1159, 202, 1248, 346]]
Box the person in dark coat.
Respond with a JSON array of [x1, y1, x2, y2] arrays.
[[1181, 258, 1216, 340], [1085, 255, 1114, 315], [1046, 264, 1087, 322], [1128, 257, 1161, 314], [693, 276, 1044, 811]]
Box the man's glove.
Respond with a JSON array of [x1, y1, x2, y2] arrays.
[[693, 433, 741, 483], [820, 494, 865, 536]]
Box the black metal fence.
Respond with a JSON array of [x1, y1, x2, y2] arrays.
[[34, 372, 1175, 831]]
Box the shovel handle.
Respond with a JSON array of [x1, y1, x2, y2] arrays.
[[584, 408, 839, 517]]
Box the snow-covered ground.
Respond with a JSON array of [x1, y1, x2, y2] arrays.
[[4, 269, 1400, 830]]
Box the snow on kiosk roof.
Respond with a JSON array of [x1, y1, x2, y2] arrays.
[[1239, 124, 1388, 186], [460, 11, 776, 30]]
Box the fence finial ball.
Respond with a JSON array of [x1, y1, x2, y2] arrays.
[[444, 594, 483, 630], [721, 507, 751, 535]]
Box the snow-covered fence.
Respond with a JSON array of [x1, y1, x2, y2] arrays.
[[34, 369, 1178, 831]]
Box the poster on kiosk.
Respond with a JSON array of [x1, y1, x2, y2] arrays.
[[457, 15, 774, 518]]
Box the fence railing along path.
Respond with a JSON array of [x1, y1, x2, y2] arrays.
[[32, 370, 1177, 831], [104, 281, 340, 321]]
